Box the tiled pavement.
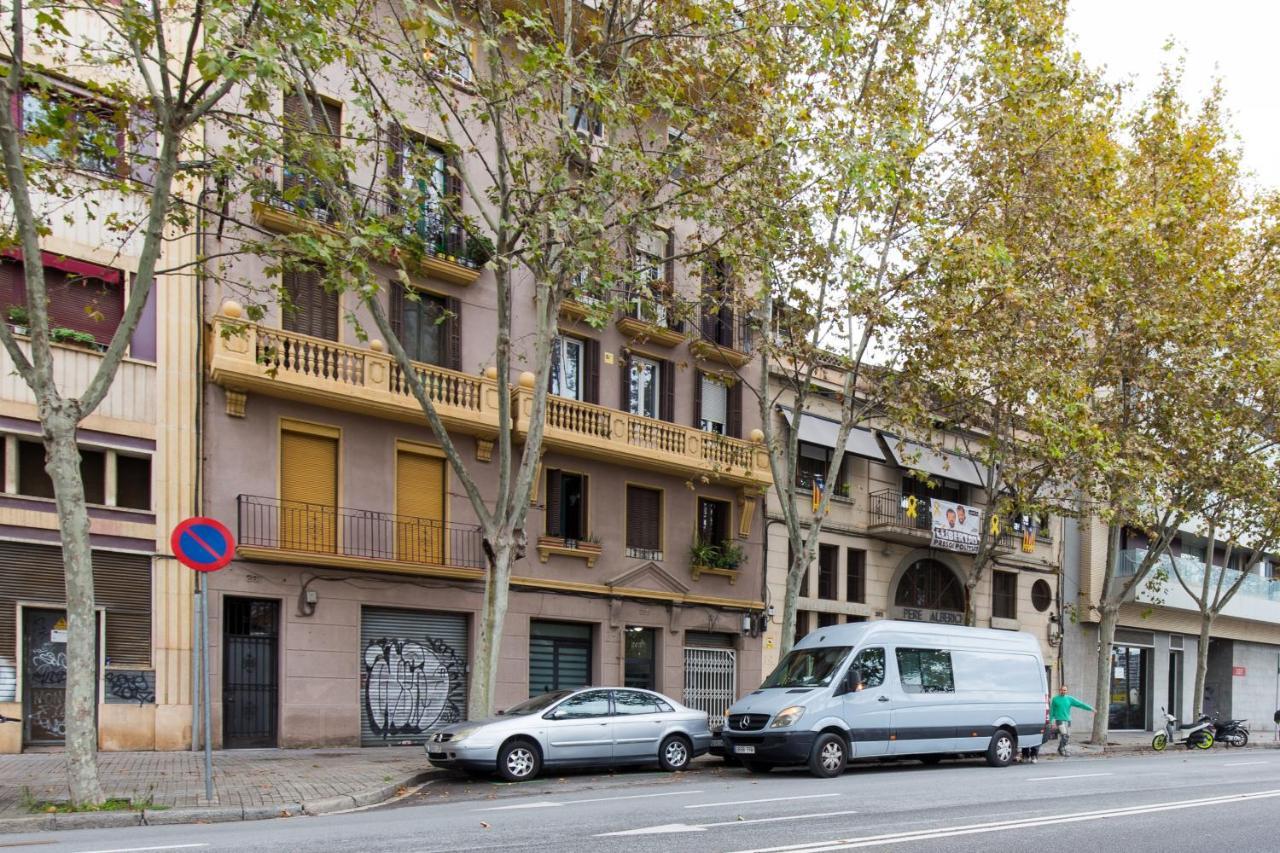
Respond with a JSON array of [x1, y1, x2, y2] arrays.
[[0, 746, 429, 817]]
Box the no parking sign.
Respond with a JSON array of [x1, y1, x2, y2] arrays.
[[170, 516, 235, 572]]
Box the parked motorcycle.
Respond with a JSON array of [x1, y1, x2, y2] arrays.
[[1152, 707, 1215, 751], [1213, 717, 1249, 747]]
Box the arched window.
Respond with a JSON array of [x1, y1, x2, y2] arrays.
[[895, 559, 964, 612]]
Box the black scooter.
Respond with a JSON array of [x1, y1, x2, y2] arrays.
[[1213, 716, 1249, 747]]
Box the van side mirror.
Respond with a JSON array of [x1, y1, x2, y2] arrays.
[[841, 668, 863, 695]]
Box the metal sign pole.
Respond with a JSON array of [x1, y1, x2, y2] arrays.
[[200, 571, 213, 801], [192, 582, 201, 752]]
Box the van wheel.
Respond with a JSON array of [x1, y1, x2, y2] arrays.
[[985, 730, 1015, 767], [919, 754, 943, 766], [742, 761, 771, 774], [809, 733, 847, 778]]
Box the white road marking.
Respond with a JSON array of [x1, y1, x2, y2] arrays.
[[1026, 772, 1112, 782], [477, 789, 698, 811], [1223, 761, 1266, 766], [724, 788, 1280, 852], [685, 793, 841, 810], [74, 846, 209, 853], [597, 810, 860, 836]]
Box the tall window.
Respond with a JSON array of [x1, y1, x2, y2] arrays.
[[282, 92, 341, 221], [796, 442, 830, 489], [698, 373, 728, 434], [624, 627, 657, 690], [631, 229, 674, 327], [21, 90, 122, 175], [701, 257, 736, 347], [902, 474, 963, 504], [391, 286, 460, 369], [625, 485, 663, 561], [816, 612, 839, 628], [423, 14, 472, 83], [545, 470, 588, 541], [283, 269, 338, 341], [696, 497, 730, 545], [993, 571, 1017, 620], [895, 559, 964, 612], [551, 336, 584, 400], [629, 356, 661, 419], [846, 548, 866, 604], [817, 544, 838, 600]]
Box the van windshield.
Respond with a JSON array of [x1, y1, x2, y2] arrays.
[[761, 646, 851, 689]]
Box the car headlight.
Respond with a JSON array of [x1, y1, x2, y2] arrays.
[[770, 706, 805, 728], [451, 726, 479, 742]]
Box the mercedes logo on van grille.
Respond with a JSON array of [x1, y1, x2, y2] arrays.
[[730, 714, 767, 731]]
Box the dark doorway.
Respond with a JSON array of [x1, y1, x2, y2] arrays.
[[223, 597, 279, 748], [624, 627, 657, 690], [1108, 645, 1149, 730], [22, 609, 68, 745]]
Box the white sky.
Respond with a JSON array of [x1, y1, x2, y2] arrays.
[[1068, 0, 1280, 190]]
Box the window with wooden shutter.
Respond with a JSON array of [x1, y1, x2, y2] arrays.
[[818, 544, 838, 600], [279, 426, 338, 553], [625, 485, 663, 560], [399, 288, 449, 366], [282, 269, 338, 340], [846, 548, 866, 604], [583, 338, 600, 404], [396, 449, 445, 563], [281, 92, 340, 221], [619, 351, 632, 411], [445, 295, 462, 370], [1, 257, 124, 345], [727, 380, 742, 438], [659, 359, 675, 422], [545, 468, 563, 537]]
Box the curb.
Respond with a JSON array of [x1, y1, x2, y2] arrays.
[[0, 771, 434, 834]]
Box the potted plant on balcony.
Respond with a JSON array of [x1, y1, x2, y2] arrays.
[[690, 538, 744, 582], [6, 305, 29, 336], [50, 327, 105, 352]]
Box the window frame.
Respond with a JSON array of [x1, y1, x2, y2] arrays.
[[624, 483, 664, 561], [992, 570, 1018, 620], [629, 355, 662, 420], [698, 372, 729, 434], [846, 548, 866, 604], [817, 543, 838, 600], [695, 496, 731, 547], [895, 647, 955, 695], [551, 335, 586, 401]]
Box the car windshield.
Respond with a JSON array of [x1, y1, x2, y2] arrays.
[[503, 690, 573, 716], [761, 646, 851, 688]]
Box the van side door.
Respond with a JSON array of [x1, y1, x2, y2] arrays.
[[890, 647, 957, 756], [841, 646, 892, 758]]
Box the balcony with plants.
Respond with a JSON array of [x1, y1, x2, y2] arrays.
[[690, 306, 753, 368], [535, 532, 603, 567], [689, 538, 745, 583], [616, 282, 686, 347]]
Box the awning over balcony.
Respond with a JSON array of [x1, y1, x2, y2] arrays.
[[881, 436, 985, 488], [778, 408, 886, 462]]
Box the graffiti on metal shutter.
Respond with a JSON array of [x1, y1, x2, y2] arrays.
[[363, 636, 465, 739], [105, 670, 156, 705]]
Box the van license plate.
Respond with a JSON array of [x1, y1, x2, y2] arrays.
[[734, 745, 756, 755]]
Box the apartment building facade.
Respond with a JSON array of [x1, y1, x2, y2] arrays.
[[1063, 520, 1280, 734], [200, 39, 770, 747], [759, 373, 1065, 683], [0, 11, 198, 754]]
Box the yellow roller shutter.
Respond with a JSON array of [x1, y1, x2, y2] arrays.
[[280, 429, 338, 552], [396, 451, 445, 563]]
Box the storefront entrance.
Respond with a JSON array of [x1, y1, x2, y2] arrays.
[[1109, 645, 1149, 730], [21, 608, 100, 746], [222, 597, 279, 748]]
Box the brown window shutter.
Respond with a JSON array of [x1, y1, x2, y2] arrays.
[[389, 280, 404, 340], [583, 338, 600, 404], [0, 258, 24, 306], [283, 269, 337, 340], [659, 359, 675, 422], [620, 351, 632, 411], [626, 485, 661, 552], [322, 98, 342, 146], [445, 295, 462, 370], [579, 474, 589, 535], [693, 370, 703, 428], [386, 122, 404, 183], [663, 230, 675, 286], [545, 469, 563, 537], [727, 380, 742, 438], [45, 267, 125, 345], [445, 155, 464, 204]]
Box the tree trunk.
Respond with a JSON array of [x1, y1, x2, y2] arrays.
[[468, 531, 519, 717], [1192, 611, 1212, 720], [776, 551, 808, 659], [963, 574, 979, 627], [1089, 604, 1118, 746], [45, 417, 104, 806]]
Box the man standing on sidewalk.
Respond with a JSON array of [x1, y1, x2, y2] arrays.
[[1050, 685, 1094, 757]]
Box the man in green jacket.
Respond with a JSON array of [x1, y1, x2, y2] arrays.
[[1050, 685, 1094, 757]]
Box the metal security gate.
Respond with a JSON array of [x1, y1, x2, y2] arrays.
[[223, 598, 279, 748], [528, 621, 592, 696], [22, 609, 68, 745], [683, 633, 736, 728], [361, 607, 468, 746]]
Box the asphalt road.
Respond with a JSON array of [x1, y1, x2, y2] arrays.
[[5, 748, 1280, 852]]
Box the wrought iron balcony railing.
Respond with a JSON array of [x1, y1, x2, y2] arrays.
[[237, 494, 486, 569]]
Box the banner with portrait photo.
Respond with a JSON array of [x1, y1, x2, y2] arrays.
[[930, 498, 981, 554]]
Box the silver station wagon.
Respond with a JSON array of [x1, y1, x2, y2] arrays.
[[425, 687, 714, 781]]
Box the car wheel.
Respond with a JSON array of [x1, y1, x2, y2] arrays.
[[986, 729, 1015, 767], [497, 739, 541, 782], [659, 735, 692, 772], [808, 733, 847, 778], [742, 760, 771, 774]]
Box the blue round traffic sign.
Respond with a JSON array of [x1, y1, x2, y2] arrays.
[[170, 517, 236, 572]]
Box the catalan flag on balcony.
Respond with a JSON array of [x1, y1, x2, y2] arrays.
[[811, 475, 824, 513]]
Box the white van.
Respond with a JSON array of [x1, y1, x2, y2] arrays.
[[722, 620, 1048, 777]]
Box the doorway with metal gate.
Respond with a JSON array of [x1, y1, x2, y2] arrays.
[[222, 597, 279, 748], [21, 608, 100, 747]]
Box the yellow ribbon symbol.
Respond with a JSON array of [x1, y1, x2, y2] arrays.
[[905, 495, 918, 520], [990, 516, 1001, 536]]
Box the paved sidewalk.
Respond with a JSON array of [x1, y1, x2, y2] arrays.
[[0, 746, 429, 819]]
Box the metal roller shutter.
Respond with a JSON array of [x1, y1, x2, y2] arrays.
[[528, 620, 592, 696], [360, 606, 468, 746], [279, 429, 337, 552]]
